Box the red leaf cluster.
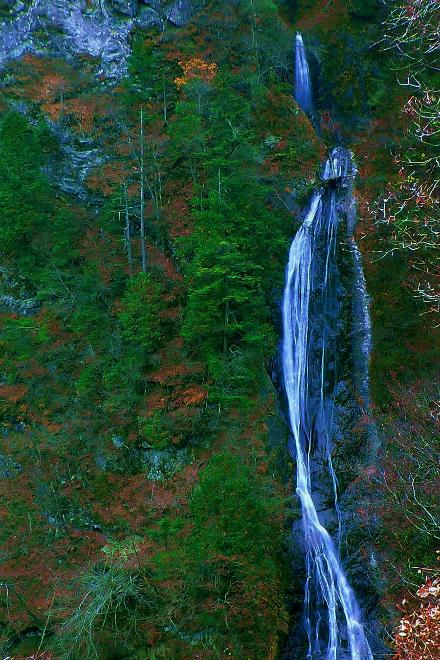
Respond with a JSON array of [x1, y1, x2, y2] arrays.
[[394, 576, 440, 659]]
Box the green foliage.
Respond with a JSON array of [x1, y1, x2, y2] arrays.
[[123, 33, 179, 115], [228, 0, 292, 79], [151, 449, 288, 657], [0, 111, 79, 305], [118, 273, 164, 355], [170, 70, 289, 400], [67, 268, 110, 339], [190, 451, 280, 557], [0, 316, 51, 416], [147, 515, 185, 547], [346, 0, 381, 20], [137, 411, 173, 449], [0, 112, 50, 255], [75, 361, 102, 398], [180, 185, 283, 397], [55, 450, 288, 658], [72, 272, 166, 416]]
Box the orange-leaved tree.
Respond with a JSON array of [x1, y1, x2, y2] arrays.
[[174, 57, 218, 88]]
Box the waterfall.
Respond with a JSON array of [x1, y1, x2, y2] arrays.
[[294, 32, 313, 114], [281, 149, 373, 659]]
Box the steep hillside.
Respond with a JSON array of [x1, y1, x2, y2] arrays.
[[0, 1, 438, 658], [0, 2, 318, 658]]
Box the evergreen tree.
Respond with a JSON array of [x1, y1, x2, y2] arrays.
[[118, 272, 163, 355], [0, 112, 50, 256]]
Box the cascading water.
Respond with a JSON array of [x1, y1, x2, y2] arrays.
[[282, 33, 374, 659], [282, 155, 373, 659], [294, 33, 313, 114]]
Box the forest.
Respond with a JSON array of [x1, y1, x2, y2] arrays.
[[0, 1, 438, 658]]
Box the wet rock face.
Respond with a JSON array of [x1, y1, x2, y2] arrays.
[[0, 0, 196, 80], [0, 0, 133, 79], [163, 0, 193, 26], [140, 0, 161, 8], [44, 123, 108, 200], [112, 0, 195, 27], [0, 295, 39, 316], [110, 0, 138, 15], [0, 453, 23, 479], [0, 268, 40, 316]]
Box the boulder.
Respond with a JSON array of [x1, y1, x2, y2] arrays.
[[109, 0, 138, 16], [138, 5, 164, 28], [0, 295, 40, 316], [165, 0, 192, 26], [140, 0, 193, 26], [0, 454, 22, 479], [0, 0, 27, 13], [140, 0, 162, 10]]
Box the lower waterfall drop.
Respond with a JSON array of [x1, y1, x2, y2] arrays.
[[282, 148, 373, 659]]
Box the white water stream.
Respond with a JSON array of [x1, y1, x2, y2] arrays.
[[282, 167, 373, 658], [294, 32, 313, 114], [283, 34, 374, 658]]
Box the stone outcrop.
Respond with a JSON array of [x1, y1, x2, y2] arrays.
[[0, 0, 196, 79]]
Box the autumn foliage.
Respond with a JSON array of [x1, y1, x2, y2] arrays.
[[175, 57, 217, 88], [394, 573, 440, 659]]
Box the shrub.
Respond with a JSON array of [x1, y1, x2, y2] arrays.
[[54, 563, 151, 660], [137, 411, 173, 449]]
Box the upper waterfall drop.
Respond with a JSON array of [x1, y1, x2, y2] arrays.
[[294, 32, 313, 114]]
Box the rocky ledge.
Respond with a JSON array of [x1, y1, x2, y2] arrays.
[[0, 0, 195, 79]]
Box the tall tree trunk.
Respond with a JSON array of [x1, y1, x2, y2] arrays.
[[218, 168, 222, 201], [123, 182, 133, 276], [163, 83, 168, 125], [140, 108, 148, 273], [223, 298, 230, 357]]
